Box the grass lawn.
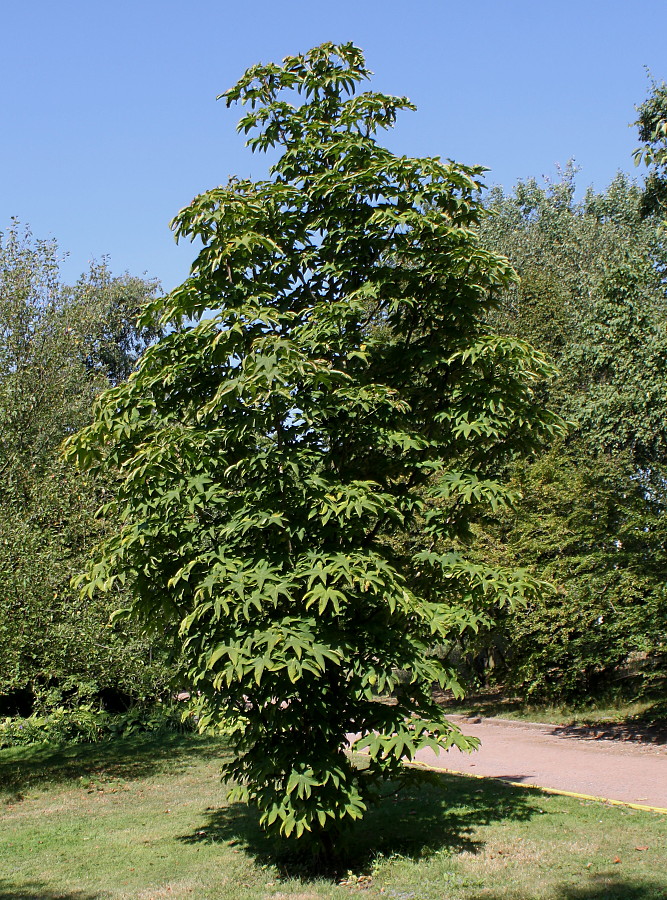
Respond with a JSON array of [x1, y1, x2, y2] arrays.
[[1, 732, 666, 899], [435, 688, 667, 732]]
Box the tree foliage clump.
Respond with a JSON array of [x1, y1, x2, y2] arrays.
[[470, 448, 667, 700], [481, 169, 667, 464], [634, 75, 667, 219], [0, 221, 170, 715], [66, 43, 562, 845]]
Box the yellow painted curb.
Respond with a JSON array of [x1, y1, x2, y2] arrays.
[[406, 759, 667, 815]]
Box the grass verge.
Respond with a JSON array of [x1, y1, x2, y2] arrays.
[[1, 732, 666, 899], [435, 687, 667, 734]]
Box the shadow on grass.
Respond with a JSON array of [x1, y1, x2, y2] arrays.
[[0, 878, 100, 899], [180, 768, 538, 877], [559, 878, 667, 900], [472, 876, 667, 899], [0, 732, 229, 796], [552, 696, 667, 745], [435, 687, 526, 721], [551, 720, 667, 745]]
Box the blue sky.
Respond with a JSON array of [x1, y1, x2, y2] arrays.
[[2, 1, 666, 291]]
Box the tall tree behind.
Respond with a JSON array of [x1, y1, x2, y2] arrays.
[[465, 172, 667, 701], [0, 221, 170, 714]]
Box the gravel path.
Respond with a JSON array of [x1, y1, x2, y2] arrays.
[[409, 715, 667, 809]]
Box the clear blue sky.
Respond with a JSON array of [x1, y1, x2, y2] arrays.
[[2, 0, 665, 291]]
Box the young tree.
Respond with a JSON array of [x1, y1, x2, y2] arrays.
[[66, 43, 562, 847]]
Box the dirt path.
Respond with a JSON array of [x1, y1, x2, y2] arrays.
[[408, 715, 667, 809]]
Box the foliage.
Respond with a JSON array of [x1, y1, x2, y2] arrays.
[[66, 43, 562, 848], [0, 224, 161, 485], [481, 170, 667, 465], [634, 75, 667, 219], [469, 446, 667, 700], [0, 703, 193, 750], [0, 221, 171, 714], [467, 172, 667, 700]]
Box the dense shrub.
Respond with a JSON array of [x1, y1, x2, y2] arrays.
[[0, 703, 194, 750]]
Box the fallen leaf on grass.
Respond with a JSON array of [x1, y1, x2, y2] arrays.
[[613, 856, 621, 864], [635, 846, 649, 851]]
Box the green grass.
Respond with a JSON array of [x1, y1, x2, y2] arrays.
[[1, 733, 666, 899], [436, 687, 667, 731]]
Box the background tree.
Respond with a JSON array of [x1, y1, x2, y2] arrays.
[[460, 172, 667, 701], [67, 43, 562, 849], [0, 221, 170, 715], [634, 75, 667, 219]]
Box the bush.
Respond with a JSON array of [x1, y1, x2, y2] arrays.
[[0, 703, 193, 749]]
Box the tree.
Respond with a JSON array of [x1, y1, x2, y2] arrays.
[[481, 170, 667, 464], [66, 43, 562, 849], [465, 172, 667, 701], [0, 221, 169, 714], [634, 75, 667, 219]]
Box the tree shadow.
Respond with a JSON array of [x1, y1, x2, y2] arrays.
[[0, 879, 100, 899], [550, 720, 667, 745], [0, 732, 229, 796], [433, 685, 524, 720], [179, 768, 538, 877], [558, 878, 667, 900], [548, 690, 667, 745], [471, 875, 667, 899]]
